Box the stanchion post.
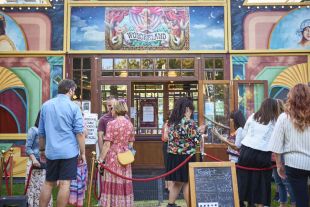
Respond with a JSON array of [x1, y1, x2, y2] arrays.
[[9, 148, 14, 196], [0, 150, 4, 196], [87, 151, 96, 207], [195, 146, 201, 162]]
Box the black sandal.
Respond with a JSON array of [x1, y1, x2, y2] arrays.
[[166, 203, 181, 207]]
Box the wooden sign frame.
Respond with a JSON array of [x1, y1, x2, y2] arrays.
[[189, 162, 239, 207]]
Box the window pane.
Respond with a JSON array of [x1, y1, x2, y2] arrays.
[[102, 72, 114, 76], [168, 58, 181, 69], [203, 83, 230, 143], [128, 58, 140, 70], [182, 58, 194, 69], [101, 59, 113, 71], [82, 70, 91, 100], [142, 59, 154, 70], [128, 71, 140, 76], [215, 71, 224, 80], [114, 58, 127, 70], [215, 58, 224, 68], [142, 72, 154, 76], [115, 71, 128, 77], [73, 70, 81, 100], [205, 71, 214, 80], [205, 59, 214, 69], [73, 58, 81, 70], [100, 85, 127, 113], [182, 70, 195, 76], [156, 58, 167, 69], [168, 70, 180, 77], [83, 58, 91, 69]]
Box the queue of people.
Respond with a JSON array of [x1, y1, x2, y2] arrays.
[[23, 79, 310, 207]]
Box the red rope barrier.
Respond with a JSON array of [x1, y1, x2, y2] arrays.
[[24, 165, 33, 195], [3, 156, 12, 195], [93, 168, 102, 201], [203, 153, 275, 171], [97, 154, 194, 182]]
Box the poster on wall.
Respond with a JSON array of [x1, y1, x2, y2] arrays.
[[231, 0, 310, 50], [0, 2, 64, 52], [70, 6, 225, 51], [84, 113, 98, 145], [140, 98, 158, 127]]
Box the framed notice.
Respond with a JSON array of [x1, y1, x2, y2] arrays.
[[140, 98, 158, 127], [83, 113, 98, 145], [189, 162, 239, 207]]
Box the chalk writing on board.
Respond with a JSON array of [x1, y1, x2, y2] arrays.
[[194, 167, 234, 207]]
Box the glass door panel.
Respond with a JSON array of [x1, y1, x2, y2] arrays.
[[199, 80, 231, 143], [233, 80, 268, 119], [100, 84, 128, 114]]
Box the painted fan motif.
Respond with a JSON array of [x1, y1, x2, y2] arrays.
[[271, 63, 309, 89], [0, 66, 24, 91]]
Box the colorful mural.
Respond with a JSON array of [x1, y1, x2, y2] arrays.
[[0, 56, 63, 133], [0, 1, 64, 51], [232, 55, 308, 101], [269, 8, 310, 49], [70, 6, 225, 51], [231, 0, 310, 50]]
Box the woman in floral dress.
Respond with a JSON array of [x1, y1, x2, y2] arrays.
[[166, 97, 204, 207], [98, 100, 135, 207]]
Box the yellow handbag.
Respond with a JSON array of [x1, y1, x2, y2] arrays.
[[117, 150, 135, 166]]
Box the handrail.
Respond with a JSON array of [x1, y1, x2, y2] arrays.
[[203, 115, 230, 130]]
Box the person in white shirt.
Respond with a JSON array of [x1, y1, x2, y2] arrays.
[[237, 98, 280, 207], [268, 84, 310, 207]]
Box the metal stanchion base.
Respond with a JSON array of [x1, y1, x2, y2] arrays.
[[0, 195, 28, 207]]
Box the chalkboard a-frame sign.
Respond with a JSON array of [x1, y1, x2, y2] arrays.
[[189, 162, 239, 207]]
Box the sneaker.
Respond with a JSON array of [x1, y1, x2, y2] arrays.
[[166, 203, 181, 207]]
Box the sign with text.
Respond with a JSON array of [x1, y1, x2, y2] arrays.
[[84, 113, 98, 145], [189, 162, 239, 207], [105, 7, 189, 50]]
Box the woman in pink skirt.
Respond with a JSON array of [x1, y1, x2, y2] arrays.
[[98, 99, 135, 207]]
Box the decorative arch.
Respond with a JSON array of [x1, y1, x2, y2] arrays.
[[271, 63, 309, 89], [0, 67, 28, 133]]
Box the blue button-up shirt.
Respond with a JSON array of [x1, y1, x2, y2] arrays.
[[25, 127, 40, 159], [38, 94, 84, 160]]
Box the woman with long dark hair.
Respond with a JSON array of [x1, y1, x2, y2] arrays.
[[269, 84, 310, 207], [165, 97, 203, 207], [237, 98, 280, 207]]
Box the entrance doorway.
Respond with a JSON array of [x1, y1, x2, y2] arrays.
[[132, 81, 198, 136]]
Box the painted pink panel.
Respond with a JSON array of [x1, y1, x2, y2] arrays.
[[0, 89, 26, 132], [8, 12, 52, 50], [245, 56, 307, 80], [244, 11, 287, 50], [0, 57, 50, 102]]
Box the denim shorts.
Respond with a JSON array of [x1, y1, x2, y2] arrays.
[[46, 156, 78, 181]]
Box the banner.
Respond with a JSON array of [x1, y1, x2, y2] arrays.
[[105, 7, 190, 50]]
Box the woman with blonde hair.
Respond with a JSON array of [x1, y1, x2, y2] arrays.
[[269, 84, 310, 207], [98, 99, 135, 207]]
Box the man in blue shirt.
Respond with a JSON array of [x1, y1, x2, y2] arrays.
[[38, 79, 86, 207]]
